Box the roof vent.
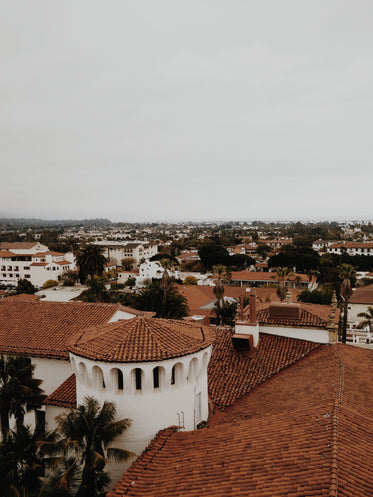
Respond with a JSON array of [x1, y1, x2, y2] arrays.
[[268, 303, 301, 320]]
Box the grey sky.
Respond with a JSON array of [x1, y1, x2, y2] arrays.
[[1, 1, 373, 222]]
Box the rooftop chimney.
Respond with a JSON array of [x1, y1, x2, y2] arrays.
[[233, 290, 259, 351]]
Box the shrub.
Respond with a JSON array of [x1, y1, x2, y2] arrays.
[[42, 280, 58, 289], [183, 276, 198, 285]]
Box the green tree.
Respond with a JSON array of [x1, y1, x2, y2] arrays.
[[183, 276, 198, 285], [135, 281, 189, 319], [338, 263, 357, 343], [80, 276, 111, 303], [15, 278, 36, 295], [357, 306, 373, 332], [0, 355, 45, 439], [213, 265, 226, 325], [0, 425, 55, 497], [77, 245, 107, 283], [212, 299, 237, 326], [274, 267, 293, 301], [255, 243, 271, 259], [53, 396, 134, 497]]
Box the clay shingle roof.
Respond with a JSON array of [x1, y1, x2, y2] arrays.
[[6, 293, 40, 301], [68, 317, 214, 363], [0, 242, 39, 250], [208, 329, 320, 409], [243, 302, 339, 329], [349, 285, 373, 304], [43, 374, 76, 408], [0, 300, 121, 359], [108, 344, 373, 497]]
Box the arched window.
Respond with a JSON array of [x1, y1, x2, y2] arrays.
[[92, 366, 105, 390], [187, 358, 199, 383], [171, 363, 184, 387], [135, 368, 142, 391], [117, 369, 124, 390], [153, 367, 160, 389]]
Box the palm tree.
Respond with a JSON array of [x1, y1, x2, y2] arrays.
[[338, 263, 357, 343], [357, 306, 373, 332], [213, 265, 226, 325], [0, 425, 57, 497], [160, 259, 174, 317], [274, 267, 293, 301], [76, 245, 107, 284], [55, 396, 134, 497], [0, 355, 45, 440]]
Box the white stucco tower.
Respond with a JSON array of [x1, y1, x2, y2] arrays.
[[68, 316, 213, 479]]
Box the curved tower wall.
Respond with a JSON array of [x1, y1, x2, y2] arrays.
[[70, 345, 212, 457]]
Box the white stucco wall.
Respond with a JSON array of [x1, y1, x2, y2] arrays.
[[32, 357, 72, 396], [348, 303, 372, 324], [259, 325, 330, 343]]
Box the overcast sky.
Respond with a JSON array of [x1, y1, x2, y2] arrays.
[[1, 1, 373, 222]]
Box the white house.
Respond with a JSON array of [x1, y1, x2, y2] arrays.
[[0, 242, 76, 288], [94, 241, 158, 266]]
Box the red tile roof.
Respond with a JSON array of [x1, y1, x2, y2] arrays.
[[349, 285, 373, 304], [108, 344, 373, 497], [208, 329, 320, 409], [68, 317, 213, 363], [0, 301, 122, 359], [6, 293, 40, 301], [43, 374, 76, 408], [229, 270, 309, 282], [0, 242, 39, 250]]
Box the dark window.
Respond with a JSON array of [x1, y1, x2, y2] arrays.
[[118, 369, 124, 390], [135, 368, 142, 390], [35, 410, 45, 436], [171, 366, 175, 385], [153, 367, 159, 389]]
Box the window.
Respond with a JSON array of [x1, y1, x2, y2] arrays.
[[117, 369, 124, 391], [153, 367, 160, 389], [171, 366, 175, 385], [135, 368, 142, 390], [35, 410, 45, 436], [25, 274, 31, 279]]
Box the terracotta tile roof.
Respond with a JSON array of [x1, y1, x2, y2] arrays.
[[208, 329, 320, 409], [6, 293, 40, 301], [349, 285, 373, 304], [243, 301, 339, 329], [229, 270, 309, 282], [30, 262, 48, 266], [43, 374, 76, 408], [68, 317, 213, 363], [109, 344, 373, 497], [0, 250, 15, 257], [0, 300, 121, 359], [328, 242, 373, 249], [0, 242, 39, 250]]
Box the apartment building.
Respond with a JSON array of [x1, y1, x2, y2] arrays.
[[326, 241, 373, 256], [94, 240, 158, 266], [0, 242, 76, 288]]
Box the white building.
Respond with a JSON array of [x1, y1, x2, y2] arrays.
[[94, 241, 158, 266], [0, 242, 76, 288], [326, 242, 373, 256]]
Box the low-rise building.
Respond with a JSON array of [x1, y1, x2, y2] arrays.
[[0, 242, 76, 288], [94, 241, 158, 266], [327, 241, 373, 256]]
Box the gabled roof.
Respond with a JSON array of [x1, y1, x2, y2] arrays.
[[0, 300, 123, 359], [68, 317, 214, 363], [108, 344, 373, 497]]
